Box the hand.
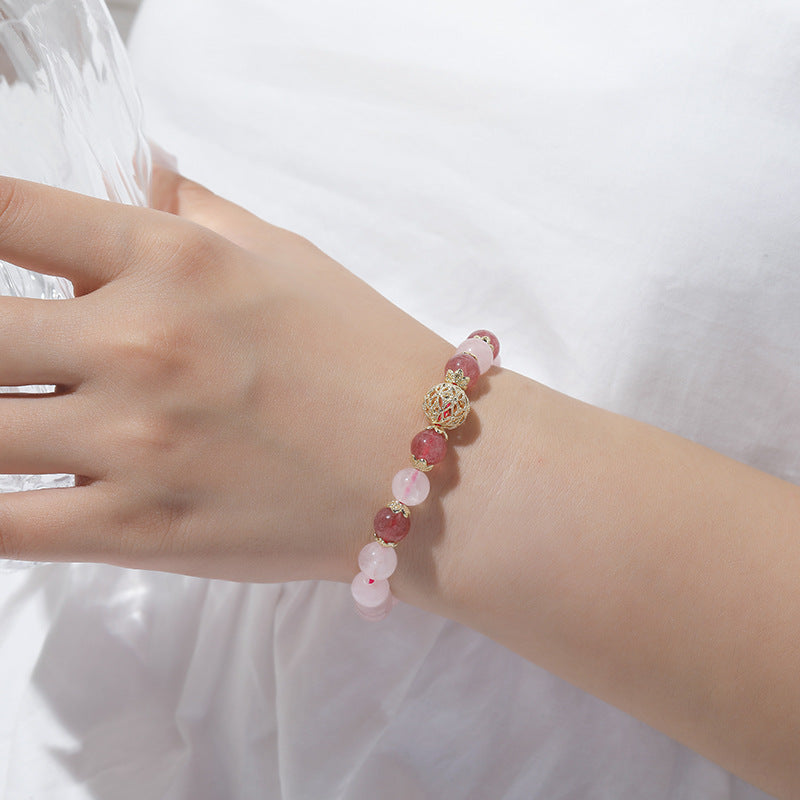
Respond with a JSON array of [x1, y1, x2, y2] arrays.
[[0, 171, 452, 583]]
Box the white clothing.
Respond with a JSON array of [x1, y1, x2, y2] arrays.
[[2, 0, 798, 797]]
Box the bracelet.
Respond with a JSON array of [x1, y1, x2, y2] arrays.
[[351, 329, 500, 620]]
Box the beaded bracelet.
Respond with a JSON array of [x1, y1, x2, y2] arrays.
[[351, 329, 500, 620]]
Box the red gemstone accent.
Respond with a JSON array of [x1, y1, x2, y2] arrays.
[[373, 506, 411, 544], [445, 354, 480, 391], [468, 329, 500, 359], [411, 429, 447, 465]]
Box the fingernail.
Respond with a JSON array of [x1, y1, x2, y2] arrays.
[[147, 139, 179, 172]]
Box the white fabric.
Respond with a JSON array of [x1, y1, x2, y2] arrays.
[[1, 0, 798, 796]]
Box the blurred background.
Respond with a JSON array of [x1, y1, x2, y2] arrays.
[[107, 0, 141, 40]]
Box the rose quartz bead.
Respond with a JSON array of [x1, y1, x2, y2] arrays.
[[392, 467, 430, 506], [358, 541, 398, 580], [373, 505, 411, 543], [410, 429, 447, 466], [444, 354, 480, 391], [455, 337, 494, 374], [350, 572, 391, 607], [355, 592, 396, 621], [468, 329, 500, 360]]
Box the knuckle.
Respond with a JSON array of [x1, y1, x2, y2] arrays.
[[111, 483, 194, 564], [107, 316, 188, 384], [142, 222, 224, 282], [0, 178, 34, 240], [114, 411, 178, 458]]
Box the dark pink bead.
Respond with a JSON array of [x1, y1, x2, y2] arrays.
[[373, 506, 411, 544], [468, 329, 500, 359], [410, 429, 447, 465], [445, 353, 480, 391]]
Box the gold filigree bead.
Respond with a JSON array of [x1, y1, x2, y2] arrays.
[[373, 533, 399, 548], [422, 381, 470, 430], [410, 455, 433, 472], [387, 499, 410, 518], [444, 368, 470, 391]]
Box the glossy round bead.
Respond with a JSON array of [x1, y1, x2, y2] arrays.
[[392, 467, 430, 506], [445, 353, 480, 391], [455, 337, 494, 374], [358, 541, 398, 580], [373, 505, 411, 543], [411, 429, 447, 466], [468, 329, 500, 360], [350, 571, 391, 607]]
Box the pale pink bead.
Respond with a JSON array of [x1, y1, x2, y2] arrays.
[[350, 572, 391, 607], [391, 467, 430, 506], [355, 591, 395, 621], [358, 541, 398, 580], [455, 337, 494, 374]]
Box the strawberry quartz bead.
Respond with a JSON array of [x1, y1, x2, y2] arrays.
[[374, 505, 411, 544], [411, 429, 447, 466], [444, 354, 480, 391], [468, 329, 500, 360]]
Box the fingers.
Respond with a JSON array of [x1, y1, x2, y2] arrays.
[[0, 296, 88, 386], [0, 484, 121, 564], [150, 164, 290, 256], [0, 394, 100, 477], [0, 176, 213, 294]]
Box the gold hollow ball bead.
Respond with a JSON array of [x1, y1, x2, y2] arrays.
[[422, 381, 470, 430]]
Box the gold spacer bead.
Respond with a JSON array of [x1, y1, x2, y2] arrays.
[[373, 533, 399, 548], [387, 499, 410, 518], [444, 368, 470, 391], [425, 425, 448, 440], [473, 334, 495, 352], [410, 455, 433, 472]]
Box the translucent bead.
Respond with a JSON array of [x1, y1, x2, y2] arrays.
[[358, 541, 398, 580], [392, 467, 430, 506], [373, 504, 411, 544], [467, 329, 500, 360], [455, 337, 494, 374], [411, 429, 447, 465], [350, 571, 391, 607], [354, 592, 396, 621], [445, 353, 480, 391]]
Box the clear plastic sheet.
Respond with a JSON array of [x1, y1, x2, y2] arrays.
[[0, 0, 149, 569]]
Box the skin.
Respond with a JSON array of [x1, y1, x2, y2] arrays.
[[0, 171, 798, 798]]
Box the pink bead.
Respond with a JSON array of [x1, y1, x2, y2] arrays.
[[468, 329, 500, 360], [455, 338, 494, 375], [411, 429, 447, 465], [444, 354, 480, 391], [392, 467, 430, 506], [354, 592, 396, 621], [350, 571, 391, 607], [358, 542, 398, 580]]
